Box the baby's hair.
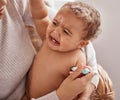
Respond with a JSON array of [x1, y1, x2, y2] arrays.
[[61, 2, 101, 40]]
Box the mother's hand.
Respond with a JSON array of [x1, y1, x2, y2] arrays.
[[56, 66, 95, 100]]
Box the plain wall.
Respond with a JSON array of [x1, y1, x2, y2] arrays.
[[88, 0, 120, 99]]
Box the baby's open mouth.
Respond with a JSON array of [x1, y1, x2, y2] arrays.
[[49, 35, 60, 46]]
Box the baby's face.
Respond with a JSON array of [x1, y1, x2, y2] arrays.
[[0, 0, 7, 19], [46, 8, 88, 52]]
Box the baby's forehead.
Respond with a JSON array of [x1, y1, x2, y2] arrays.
[[54, 12, 85, 32], [54, 9, 67, 19], [54, 9, 84, 24]]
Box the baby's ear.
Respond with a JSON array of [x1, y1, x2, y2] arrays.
[[78, 40, 89, 49]]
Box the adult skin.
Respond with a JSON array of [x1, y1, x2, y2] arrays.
[[0, 0, 7, 18]]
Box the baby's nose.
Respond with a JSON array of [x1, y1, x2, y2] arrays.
[[52, 30, 60, 40], [53, 30, 60, 36]]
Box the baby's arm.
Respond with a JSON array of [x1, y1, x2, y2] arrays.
[[29, 0, 50, 40]]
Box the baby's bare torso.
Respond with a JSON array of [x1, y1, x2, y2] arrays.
[[28, 41, 86, 98]]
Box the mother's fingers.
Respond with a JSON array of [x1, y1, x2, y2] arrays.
[[68, 65, 83, 80], [80, 72, 95, 83]]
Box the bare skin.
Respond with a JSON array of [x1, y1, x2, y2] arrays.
[[0, 0, 7, 19], [28, 40, 86, 98]]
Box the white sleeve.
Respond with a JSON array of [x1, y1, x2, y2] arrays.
[[84, 42, 99, 88], [33, 91, 59, 100]]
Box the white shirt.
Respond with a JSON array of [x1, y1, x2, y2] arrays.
[[0, 0, 35, 99]]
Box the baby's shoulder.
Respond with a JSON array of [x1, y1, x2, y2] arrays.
[[74, 50, 87, 66]]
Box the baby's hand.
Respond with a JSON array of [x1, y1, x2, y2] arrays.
[[0, 0, 7, 19]]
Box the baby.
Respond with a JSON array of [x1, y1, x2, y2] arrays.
[[26, 1, 101, 100]]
